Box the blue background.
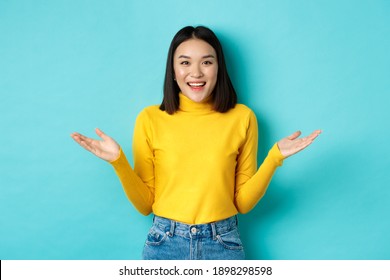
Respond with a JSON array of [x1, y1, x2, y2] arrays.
[[1, 0, 389, 260]]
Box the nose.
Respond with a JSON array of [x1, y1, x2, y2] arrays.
[[190, 64, 203, 78]]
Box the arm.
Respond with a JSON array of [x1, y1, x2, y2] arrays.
[[234, 111, 283, 213], [235, 142, 284, 214], [109, 148, 154, 215], [234, 112, 321, 214], [70, 126, 154, 215], [112, 109, 156, 215]]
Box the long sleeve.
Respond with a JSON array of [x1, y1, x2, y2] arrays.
[[109, 110, 155, 215], [234, 111, 285, 214], [110, 97, 284, 224], [110, 149, 153, 215]]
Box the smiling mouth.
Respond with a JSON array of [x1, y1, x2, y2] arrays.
[[188, 82, 206, 88]]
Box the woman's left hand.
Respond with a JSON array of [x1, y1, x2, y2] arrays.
[[277, 130, 322, 158]]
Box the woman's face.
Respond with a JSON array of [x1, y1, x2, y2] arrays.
[[173, 38, 218, 103]]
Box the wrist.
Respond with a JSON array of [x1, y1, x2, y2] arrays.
[[108, 148, 121, 163]]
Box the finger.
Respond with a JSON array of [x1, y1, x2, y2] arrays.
[[72, 133, 92, 144], [70, 132, 82, 139], [95, 128, 110, 141], [306, 130, 322, 141], [71, 133, 97, 152], [296, 130, 322, 149], [70, 132, 85, 144], [287, 131, 301, 140]]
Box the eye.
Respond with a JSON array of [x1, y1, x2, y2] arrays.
[[180, 61, 189, 65], [203, 60, 213, 65]]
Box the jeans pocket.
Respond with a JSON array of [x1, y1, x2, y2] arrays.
[[145, 226, 168, 246], [216, 229, 243, 250]]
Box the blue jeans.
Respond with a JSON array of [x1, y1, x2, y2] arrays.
[[142, 215, 245, 260]]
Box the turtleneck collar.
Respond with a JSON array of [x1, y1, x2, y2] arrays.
[[178, 93, 213, 113]]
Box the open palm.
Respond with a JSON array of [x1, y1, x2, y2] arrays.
[[278, 130, 322, 158], [71, 128, 120, 162]]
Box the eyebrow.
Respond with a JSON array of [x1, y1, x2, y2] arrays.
[[178, 54, 215, 59]]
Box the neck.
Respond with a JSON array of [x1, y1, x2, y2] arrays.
[[179, 93, 213, 113]]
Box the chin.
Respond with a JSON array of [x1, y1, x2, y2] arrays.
[[193, 96, 206, 102], [185, 92, 211, 103]]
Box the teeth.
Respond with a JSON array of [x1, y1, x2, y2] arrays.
[[188, 82, 205, 87]]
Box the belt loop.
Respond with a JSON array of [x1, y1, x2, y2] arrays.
[[211, 222, 217, 240], [169, 219, 175, 237]]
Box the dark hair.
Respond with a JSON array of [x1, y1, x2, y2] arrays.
[[160, 26, 237, 114]]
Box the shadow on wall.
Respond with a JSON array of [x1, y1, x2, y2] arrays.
[[216, 29, 253, 106]]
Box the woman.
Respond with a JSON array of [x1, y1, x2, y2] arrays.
[[71, 26, 321, 260]]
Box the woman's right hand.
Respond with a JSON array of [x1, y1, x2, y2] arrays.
[[71, 128, 120, 162]]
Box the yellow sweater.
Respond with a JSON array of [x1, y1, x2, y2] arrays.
[[110, 93, 285, 224]]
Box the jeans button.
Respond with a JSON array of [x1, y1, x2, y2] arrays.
[[191, 227, 197, 234]]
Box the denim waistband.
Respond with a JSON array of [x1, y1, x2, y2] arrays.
[[152, 215, 238, 239]]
